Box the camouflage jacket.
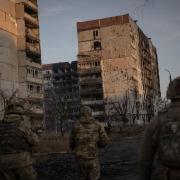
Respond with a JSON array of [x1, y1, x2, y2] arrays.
[[0, 115, 39, 168], [70, 116, 109, 159], [140, 102, 180, 180], [0, 114, 39, 155]]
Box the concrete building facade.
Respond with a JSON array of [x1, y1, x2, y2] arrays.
[[77, 14, 160, 123], [0, 0, 43, 128], [43, 61, 80, 133]]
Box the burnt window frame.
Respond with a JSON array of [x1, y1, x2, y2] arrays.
[[93, 41, 101, 50]]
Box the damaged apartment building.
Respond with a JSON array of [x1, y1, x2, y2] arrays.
[[77, 14, 161, 123], [43, 61, 80, 133], [0, 0, 43, 129]]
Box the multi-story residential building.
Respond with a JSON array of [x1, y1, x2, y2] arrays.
[[43, 61, 80, 133], [0, 0, 43, 128], [0, 0, 19, 96], [77, 14, 161, 123], [43, 64, 53, 90]]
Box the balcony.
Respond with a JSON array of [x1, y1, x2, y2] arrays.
[[27, 92, 43, 100], [146, 74, 153, 81], [131, 42, 136, 49], [24, 0, 38, 12], [26, 28, 39, 42], [80, 88, 103, 95], [82, 100, 104, 106], [131, 53, 137, 60], [27, 75, 43, 84], [26, 42, 40, 56], [80, 77, 102, 84], [43, 73, 52, 78], [132, 75, 139, 82], [24, 12, 38, 27], [78, 67, 101, 75], [144, 64, 152, 71]]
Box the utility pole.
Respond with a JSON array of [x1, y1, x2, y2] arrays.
[[0, 73, 2, 89], [165, 69, 172, 82]]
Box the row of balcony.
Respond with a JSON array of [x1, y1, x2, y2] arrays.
[[24, 12, 38, 28], [78, 67, 101, 75], [24, 0, 38, 12]]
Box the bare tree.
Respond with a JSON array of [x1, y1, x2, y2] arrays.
[[129, 99, 138, 125], [112, 93, 130, 128], [45, 88, 69, 136], [103, 98, 115, 134], [104, 86, 142, 133], [142, 87, 158, 123]]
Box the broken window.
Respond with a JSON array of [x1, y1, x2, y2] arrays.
[[93, 30, 99, 39], [28, 84, 33, 92], [37, 86, 41, 93], [34, 70, 38, 77], [93, 41, 101, 50]]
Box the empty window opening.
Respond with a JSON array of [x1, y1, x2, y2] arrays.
[[93, 30, 99, 39], [37, 86, 41, 93], [28, 85, 33, 92], [94, 41, 101, 50]]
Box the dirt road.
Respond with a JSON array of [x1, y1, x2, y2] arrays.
[[100, 135, 142, 180]]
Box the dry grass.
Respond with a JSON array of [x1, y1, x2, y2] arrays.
[[33, 125, 144, 154], [33, 133, 70, 154]]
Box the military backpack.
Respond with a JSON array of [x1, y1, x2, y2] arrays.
[[158, 115, 180, 168], [0, 122, 31, 154]]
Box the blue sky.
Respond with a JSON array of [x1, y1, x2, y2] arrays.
[[38, 0, 180, 97]]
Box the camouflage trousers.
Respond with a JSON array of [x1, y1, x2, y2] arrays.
[[0, 165, 37, 180], [0, 152, 36, 180], [76, 158, 100, 180]]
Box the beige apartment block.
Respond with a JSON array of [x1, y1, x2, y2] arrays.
[[77, 14, 161, 123], [0, 0, 18, 92], [0, 0, 43, 128]]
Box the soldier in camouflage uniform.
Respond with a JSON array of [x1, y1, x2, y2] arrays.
[[140, 77, 180, 180], [0, 102, 39, 180], [70, 106, 109, 180]]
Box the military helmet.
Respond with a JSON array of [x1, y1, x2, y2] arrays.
[[5, 102, 25, 115], [80, 106, 92, 116], [167, 76, 180, 100]]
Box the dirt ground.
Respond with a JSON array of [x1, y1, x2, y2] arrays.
[[34, 134, 143, 180]]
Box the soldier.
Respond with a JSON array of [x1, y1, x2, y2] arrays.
[[70, 106, 109, 180], [0, 101, 39, 180], [140, 77, 180, 180]]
